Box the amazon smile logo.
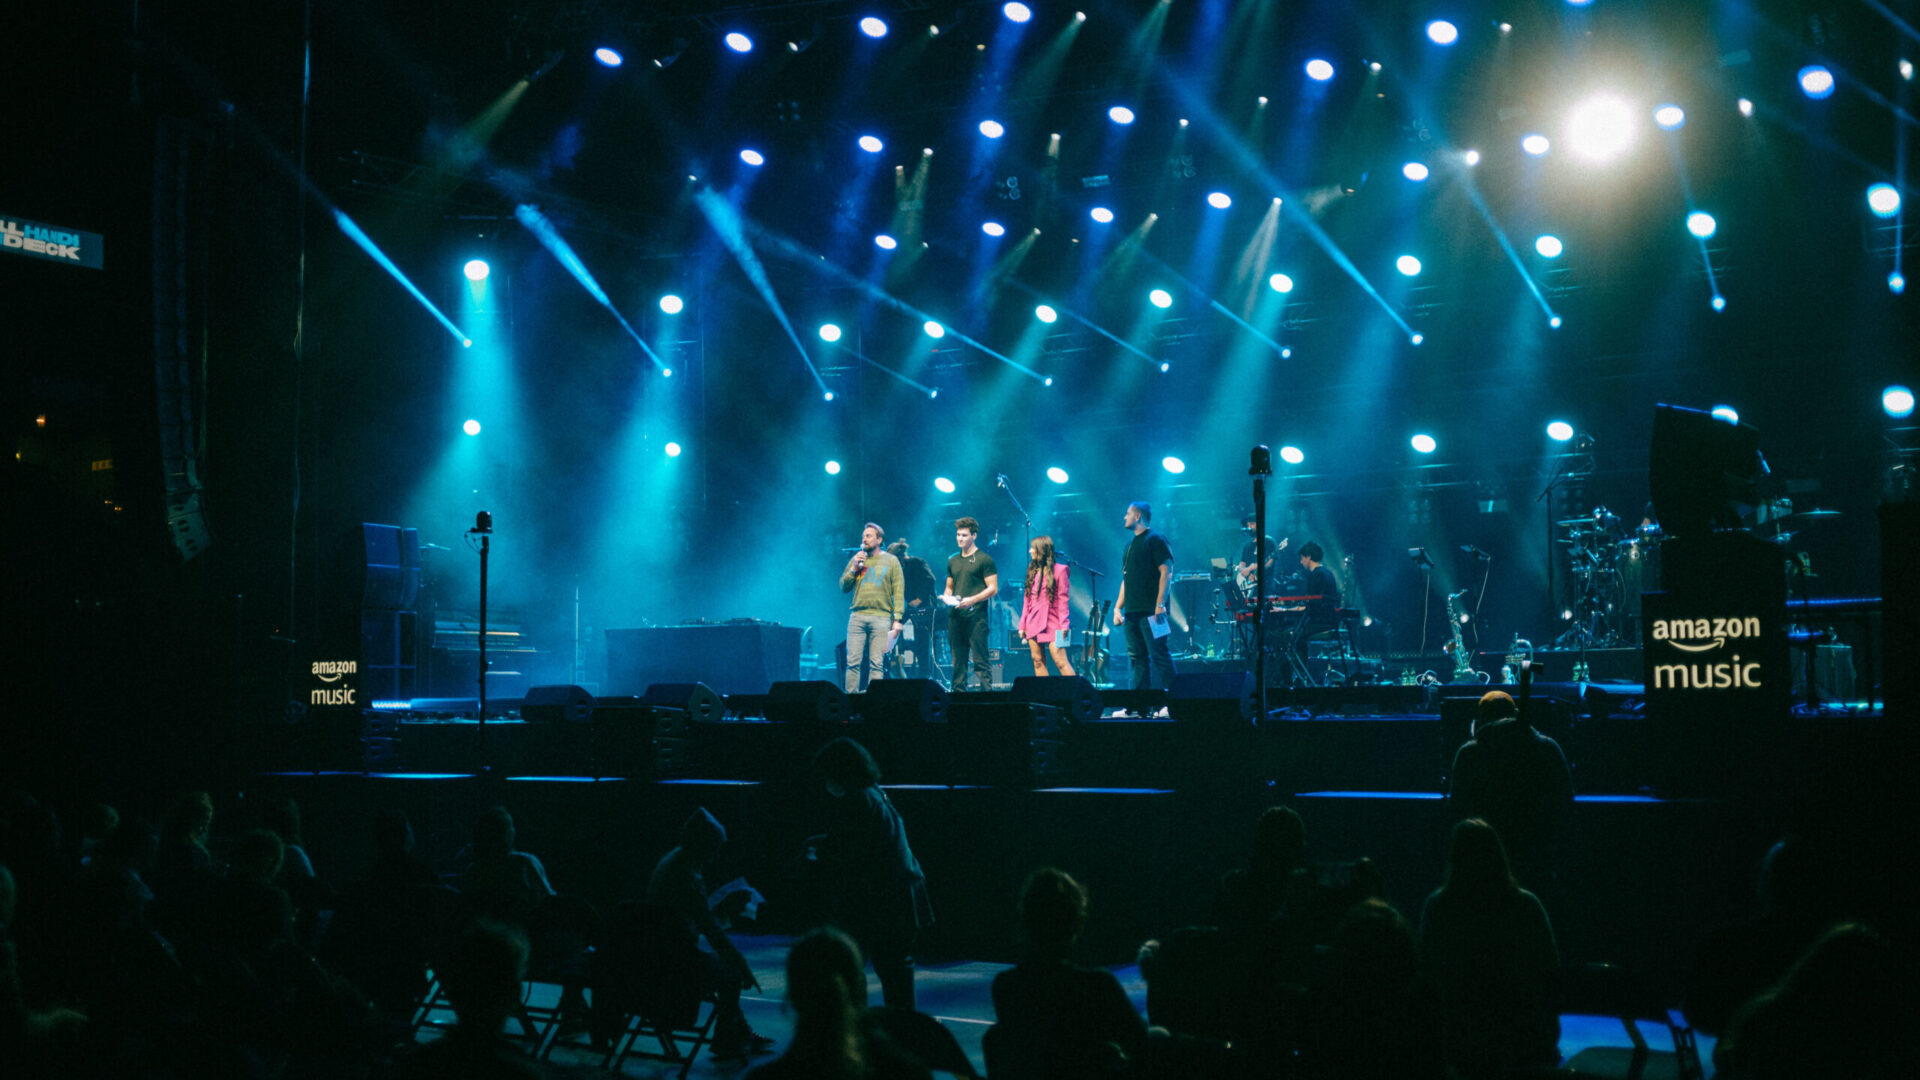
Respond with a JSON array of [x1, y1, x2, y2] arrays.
[[311, 660, 358, 683]]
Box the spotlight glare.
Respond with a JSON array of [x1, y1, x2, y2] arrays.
[[979, 119, 1005, 139], [463, 259, 490, 281], [1534, 235, 1564, 258], [859, 16, 888, 38], [1411, 333, 1425, 346], [1654, 104, 1686, 130], [1305, 59, 1334, 82], [1148, 288, 1173, 309], [1738, 97, 1755, 117], [825, 460, 842, 475], [924, 320, 945, 338], [1686, 211, 1717, 239], [875, 233, 898, 249], [1547, 421, 1575, 442], [1109, 105, 1135, 124], [1884, 385, 1916, 418], [1710, 406, 1739, 425], [982, 221, 1006, 237], [1035, 304, 1058, 323], [1402, 161, 1430, 181], [1903, 59, 1915, 82], [1280, 347, 1292, 359], [593, 47, 624, 67], [662, 368, 673, 378], [1549, 315, 1563, 329], [1279, 445, 1304, 465], [1411, 433, 1437, 454], [658, 293, 684, 314], [824, 391, 835, 401], [1207, 191, 1232, 209], [1047, 467, 1070, 484], [1090, 206, 1115, 223], [1867, 183, 1901, 218], [1566, 95, 1637, 162], [1893, 273, 1908, 294], [1162, 456, 1186, 474], [1396, 254, 1422, 276], [1798, 65, 1835, 99], [1159, 362, 1171, 373], [739, 148, 764, 166], [1044, 376, 1054, 386], [858, 134, 884, 153], [818, 323, 843, 342], [724, 32, 752, 53], [1463, 149, 1481, 166], [1521, 133, 1551, 156], [664, 442, 683, 457], [1711, 295, 1727, 312], [929, 388, 939, 399], [462, 419, 481, 436], [1268, 273, 1294, 293], [1003, 2, 1033, 22], [934, 476, 956, 493], [1426, 20, 1459, 45]]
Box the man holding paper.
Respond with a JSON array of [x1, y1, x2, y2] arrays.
[[1113, 501, 1177, 690]]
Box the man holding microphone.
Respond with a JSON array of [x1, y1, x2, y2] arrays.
[[841, 522, 905, 694]]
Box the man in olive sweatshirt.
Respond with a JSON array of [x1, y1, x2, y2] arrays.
[[840, 522, 905, 693]]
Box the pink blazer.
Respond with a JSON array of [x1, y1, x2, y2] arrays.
[[1018, 563, 1072, 642]]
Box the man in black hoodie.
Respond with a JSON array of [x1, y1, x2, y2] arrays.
[[1445, 691, 1574, 886]]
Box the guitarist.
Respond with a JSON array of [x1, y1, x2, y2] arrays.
[[1234, 511, 1286, 601]]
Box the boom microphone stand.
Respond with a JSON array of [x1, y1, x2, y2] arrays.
[[470, 510, 493, 723], [1250, 445, 1273, 719], [995, 473, 1034, 560]]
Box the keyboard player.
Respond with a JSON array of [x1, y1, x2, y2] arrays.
[[1288, 542, 1342, 683]]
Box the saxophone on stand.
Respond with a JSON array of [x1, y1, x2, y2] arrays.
[[1441, 589, 1490, 684]]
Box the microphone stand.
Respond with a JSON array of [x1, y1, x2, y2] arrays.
[[1251, 446, 1274, 720], [996, 474, 1034, 561], [1059, 556, 1104, 679], [471, 515, 493, 724]]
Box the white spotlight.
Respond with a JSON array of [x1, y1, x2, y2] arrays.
[[1567, 95, 1637, 162], [1269, 273, 1294, 293], [1654, 104, 1686, 130], [1161, 456, 1186, 474], [664, 442, 683, 457], [818, 323, 843, 342], [724, 32, 752, 53], [859, 16, 888, 38], [982, 221, 1006, 237], [1535, 235, 1564, 258], [934, 476, 956, 493], [1003, 2, 1033, 22], [1035, 304, 1059, 323], [1402, 161, 1430, 181], [875, 233, 898, 249], [1547, 421, 1574, 441], [1521, 134, 1550, 156], [1867, 183, 1901, 218], [1396, 254, 1422, 276], [1798, 66, 1835, 99], [1893, 273, 1908, 294], [1047, 467, 1070, 484], [1687, 211, 1717, 239], [1149, 289, 1173, 308], [824, 391, 835, 401], [1090, 206, 1114, 223], [1711, 295, 1727, 312], [979, 119, 1005, 138], [739, 148, 765, 166], [1463, 149, 1481, 166], [1109, 105, 1135, 124], [924, 321, 945, 338], [659, 294, 685, 314], [1549, 315, 1563, 329], [858, 135, 884, 153], [1305, 59, 1334, 82], [1427, 21, 1459, 45], [1411, 434, 1437, 454], [1279, 445, 1305, 465], [1207, 191, 1232, 209], [1885, 385, 1916, 418], [1738, 97, 1755, 117], [825, 460, 842, 475], [1710, 405, 1739, 425]]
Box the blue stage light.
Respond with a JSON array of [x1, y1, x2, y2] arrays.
[[929, 388, 939, 399], [1280, 347, 1292, 359], [1411, 333, 1425, 346], [924, 321, 945, 338], [934, 476, 957, 493], [1411, 434, 1437, 454], [1035, 304, 1058, 323], [1567, 96, 1637, 162], [1003, 3, 1033, 23], [1892, 273, 1908, 294], [1711, 295, 1727, 311], [819, 323, 843, 342], [1402, 162, 1429, 181], [875, 234, 898, 249], [739, 149, 764, 166], [1687, 211, 1717, 238], [1885, 385, 1916, 418], [858, 135, 884, 153], [594, 47, 624, 67], [1654, 104, 1685, 129], [1043, 376, 1054, 386], [724, 32, 753, 53], [825, 460, 842, 475], [1149, 289, 1173, 308], [662, 368, 673, 378], [1522, 134, 1550, 156], [824, 391, 835, 401], [463, 419, 481, 436], [1535, 235, 1564, 258], [1305, 59, 1334, 82], [1738, 98, 1755, 117], [1547, 421, 1574, 442], [1047, 467, 1070, 484], [1162, 456, 1186, 474], [1109, 105, 1135, 124], [1090, 206, 1114, 223], [979, 119, 1005, 138], [859, 16, 888, 38], [1207, 191, 1232, 209], [1280, 445, 1304, 465], [464, 259, 490, 281], [1710, 406, 1738, 425], [1159, 362, 1171, 373], [664, 442, 683, 457], [1269, 273, 1294, 293], [1396, 255, 1422, 276], [1867, 183, 1901, 218], [659, 294, 684, 314], [1798, 65, 1835, 99], [982, 221, 1006, 237], [1549, 315, 1563, 329], [1427, 21, 1459, 46]]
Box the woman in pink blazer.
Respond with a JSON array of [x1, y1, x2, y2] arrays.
[[1018, 535, 1076, 677]]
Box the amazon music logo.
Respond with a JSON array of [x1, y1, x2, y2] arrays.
[[1649, 615, 1765, 690]]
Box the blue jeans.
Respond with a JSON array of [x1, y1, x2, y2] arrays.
[[1122, 611, 1176, 690], [846, 612, 892, 693]]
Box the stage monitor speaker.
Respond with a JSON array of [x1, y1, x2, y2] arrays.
[[643, 682, 724, 723], [859, 679, 949, 725], [1010, 675, 1102, 726], [522, 684, 595, 724], [947, 702, 1065, 787], [765, 680, 849, 726], [1167, 671, 1255, 725]]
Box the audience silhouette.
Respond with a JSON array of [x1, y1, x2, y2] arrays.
[[645, 805, 774, 1058], [987, 867, 1146, 1078], [745, 926, 931, 1080]]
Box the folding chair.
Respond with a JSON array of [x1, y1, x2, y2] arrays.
[[586, 899, 720, 1078]]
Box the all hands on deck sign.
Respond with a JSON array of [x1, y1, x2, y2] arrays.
[[2, 212, 103, 269]]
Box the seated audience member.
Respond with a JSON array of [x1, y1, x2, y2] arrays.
[[646, 807, 773, 1059], [260, 796, 329, 939], [209, 828, 296, 957], [327, 811, 441, 1023], [1419, 819, 1561, 1078], [989, 868, 1147, 1078], [393, 920, 550, 1079], [1713, 922, 1918, 1080], [744, 926, 930, 1080], [1445, 691, 1573, 884], [1, 862, 90, 1074], [1212, 805, 1308, 936], [1295, 899, 1449, 1080], [462, 806, 554, 925], [364, 809, 438, 893], [78, 802, 119, 866]]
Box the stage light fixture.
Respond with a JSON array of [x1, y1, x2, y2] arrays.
[[1280, 445, 1305, 465], [824, 391, 836, 401], [1712, 295, 1727, 311], [825, 460, 842, 475], [1738, 97, 1755, 116], [1522, 133, 1550, 156], [1654, 104, 1685, 130], [1207, 191, 1232, 209], [1003, 2, 1033, 22], [1402, 161, 1430, 181], [1798, 65, 1835, 99], [860, 16, 888, 38], [1047, 467, 1070, 484], [740, 148, 764, 166], [662, 368, 673, 378], [1411, 433, 1437, 454], [1687, 211, 1717, 238], [463, 419, 481, 436], [1902, 59, 1915, 81], [1149, 289, 1173, 308], [934, 476, 957, 493], [1463, 149, 1481, 166], [1396, 254, 1422, 276], [1867, 183, 1901, 218], [1566, 0, 1592, 6], [1090, 206, 1114, 223], [982, 221, 1006, 237], [1162, 456, 1186, 474], [929, 388, 939, 399], [875, 233, 898, 249], [1305, 59, 1335, 81], [1044, 376, 1054, 386], [1547, 421, 1574, 442], [1035, 304, 1058, 323], [1159, 362, 1171, 372], [1109, 105, 1135, 124], [858, 135, 884, 153], [1550, 315, 1563, 328], [1427, 20, 1458, 45], [818, 323, 843, 342], [1893, 273, 1908, 294], [1535, 235, 1564, 258], [1269, 273, 1294, 293], [924, 320, 945, 338], [664, 442, 683, 457], [594, 47, 624, 67], [1411, 333, 1425, 345], [1885, 385, 1916, 418], [1567, 95, 1637, 162], [1710, 406, 1739, 425], [659, 294, 684, 314], [463, 259, 490, 281], [979, 119, 1005, 138], [724, 32, 752, 53], [1280, 347, 1292, 358]]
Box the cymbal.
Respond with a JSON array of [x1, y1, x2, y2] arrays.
[[1786, 508, 1842, 519]]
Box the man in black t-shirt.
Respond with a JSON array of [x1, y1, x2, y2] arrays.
[[945, 517, 999, 690], [1235, 511, 1283, 601], [888, 540, 938, 678], [1113, 501, 1176, 691], [1289, 541, 1342, 683]]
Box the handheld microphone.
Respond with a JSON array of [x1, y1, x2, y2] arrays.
[[1460, 544, 1491, 560]]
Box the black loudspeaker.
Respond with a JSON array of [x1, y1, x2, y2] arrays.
[[1010, 675, 1102, 725], [859, 679, 949, 724], [642, 682, 724, 723], [947, 702, 1066, 787], [1167, 671, 1255, 725], [765, 680, 849, 725], [522, 684, 595, 724]]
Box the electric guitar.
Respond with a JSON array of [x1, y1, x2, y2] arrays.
[[1080, 599, 1111, 684], [1235, 537, 1290, 599]]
